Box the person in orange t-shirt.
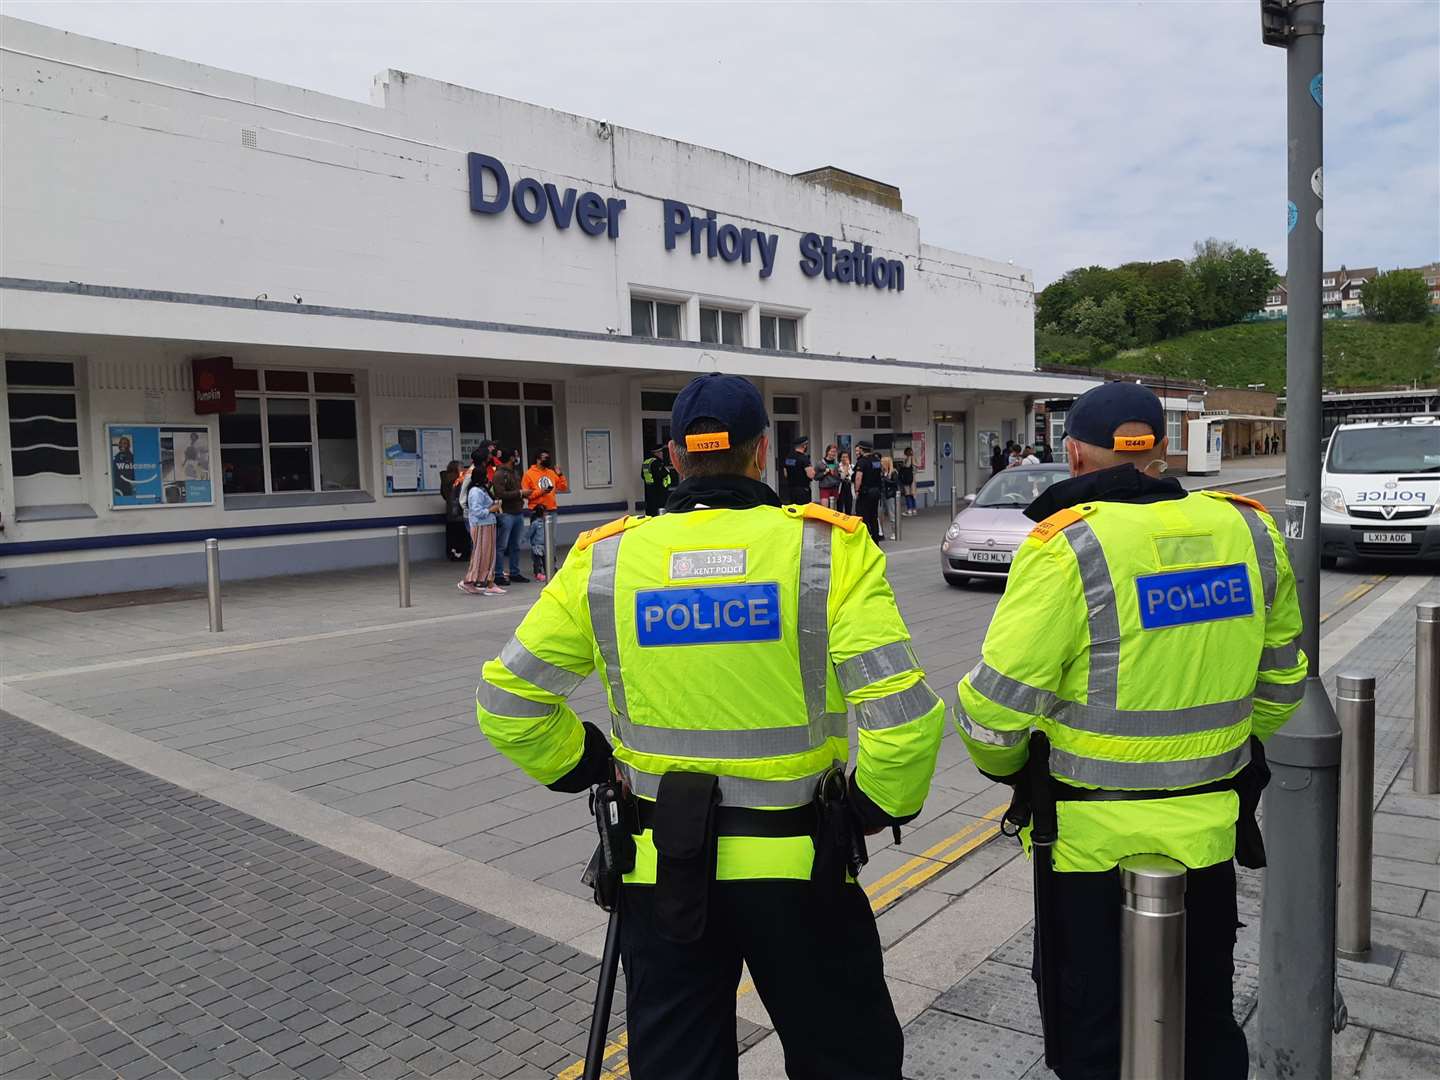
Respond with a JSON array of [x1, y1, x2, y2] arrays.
[[521, 450, 568, 580]]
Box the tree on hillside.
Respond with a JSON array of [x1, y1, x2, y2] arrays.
[[1187, 239, 1277, 328], [1037, 244, 1272, 349], [1361, 269, 1432, 323]]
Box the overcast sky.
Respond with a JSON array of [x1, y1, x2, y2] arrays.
[[7, 1, 1437, 286]]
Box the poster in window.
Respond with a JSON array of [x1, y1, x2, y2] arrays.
[[382, 426, 455, 494], [911, 432, 927, 470], [108, 423, 214, 508], [582, 429, 612, 489]]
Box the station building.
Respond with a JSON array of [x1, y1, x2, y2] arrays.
[[0, 16, 1095, 603]]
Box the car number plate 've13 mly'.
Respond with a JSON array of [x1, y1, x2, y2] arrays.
[[968, 550, 1012, 564]]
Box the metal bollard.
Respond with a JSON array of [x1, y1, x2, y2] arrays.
[[1119, 854, 1186, 1080], [1416, 603, 1440, 794], [543, 512, 556, 580], [891, 492, 902, 541], [950, 485, 957, 519], [1336, 673, 1375, 959], [205, 538, 223, 633], [397, 525, 411, 608]]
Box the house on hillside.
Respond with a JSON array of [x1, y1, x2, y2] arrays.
[[1257, 265, 1379, 319], [1262, 283, 1288, 319], [1326, 266, 1377, 316]]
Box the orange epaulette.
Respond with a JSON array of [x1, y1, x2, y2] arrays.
[[1201, 490, 1268, 512], [784, 503, 863, 533], [1027, 504, 1095, 544], [574, 515, 647, 551]]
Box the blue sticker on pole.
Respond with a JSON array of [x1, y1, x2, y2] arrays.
[[1310, 73, 1323, 108], [1135, 564, 1255, 630], [1287, 201, 1298, 234], [635, 583, 782, 646]]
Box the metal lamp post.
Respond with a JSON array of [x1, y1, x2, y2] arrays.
[[1257, 3, 1344, 1077]]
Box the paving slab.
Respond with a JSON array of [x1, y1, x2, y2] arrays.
[[0, 713, 663, 1080]]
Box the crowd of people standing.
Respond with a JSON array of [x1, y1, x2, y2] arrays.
[[990, 439, 1052, 477], [441, 443, 568, 595], [782, 437, 918, 544]]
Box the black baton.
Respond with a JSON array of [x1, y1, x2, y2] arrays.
[[1027, 731, 1063, 1070]]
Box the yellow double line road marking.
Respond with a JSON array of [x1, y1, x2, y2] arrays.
[[557, 802, 1011, 1078], [1318, 574, 1387, 624]]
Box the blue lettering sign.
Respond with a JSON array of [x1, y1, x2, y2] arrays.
[[797, 232, 904, 291], [1136, 564, 1255, 630], [635, 583, 781, 647], [467, 152, 626, 237]]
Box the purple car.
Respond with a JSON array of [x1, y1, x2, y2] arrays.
[[940, 464, 1070, 585]]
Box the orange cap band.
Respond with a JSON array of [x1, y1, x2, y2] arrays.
[[685, 432, 731, 452], [1113, 434, 1156, 451]]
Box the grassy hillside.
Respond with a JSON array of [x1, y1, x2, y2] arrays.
[[1042, 318, 1440, 390]]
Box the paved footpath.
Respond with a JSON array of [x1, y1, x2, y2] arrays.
[[900, 578, 1440, 1080], [0, 713, 633, 1080]]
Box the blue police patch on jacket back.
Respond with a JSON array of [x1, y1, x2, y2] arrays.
[[1136, 564, 1254, 630], [635, 583, 781, 646]]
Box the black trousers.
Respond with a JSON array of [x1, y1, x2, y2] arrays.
[[856, 492, 882, 541], [620, 881, 902, 1080], [444, 518, 470, 559], [1035, 860, 1248, 1080]]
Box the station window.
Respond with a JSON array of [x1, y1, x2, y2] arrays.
[[220, 369, 359, 495], [458, 380, 557, 465], [6, 356, 83, 508], [699, 307, 744, 347], [631, 297, 684, 340], [760, 314, 800, 351]]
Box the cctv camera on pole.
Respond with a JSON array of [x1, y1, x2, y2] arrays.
[[1257, 3, 1344, 1078]]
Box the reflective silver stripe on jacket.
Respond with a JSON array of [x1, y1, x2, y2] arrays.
[[1234, 504, 1277, 610], [1259, 639, 1301, 671], [855, 681, 941, 731], [836, 641, 919, 695], [611, 714, 817, 759], [1054, 696, 1252, 738], [498, 637, 586, 697], [1254, 679, 1304, 705], [618, 761, 826, 808], [477, 681, 554, 719], [1049, 739, 1251, 790], [1066, 520, 1121, 708], [968, 661, 1057, 717], [955, 701, 1028, 747], [588, 532, 627, 714], [798, 520, 849, 745]]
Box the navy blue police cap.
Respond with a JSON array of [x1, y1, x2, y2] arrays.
[[671, 373, 769, 453], [1065, 381, 1166, 453]]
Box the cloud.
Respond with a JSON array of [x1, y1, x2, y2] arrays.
[[5, 0, 1436, 284]]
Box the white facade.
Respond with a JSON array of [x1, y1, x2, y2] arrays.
[[0, 16, 1095, 602]]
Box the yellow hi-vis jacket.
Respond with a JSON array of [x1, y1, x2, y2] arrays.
[[477, 502, 945, 882], [956, 489, 1307, 873]]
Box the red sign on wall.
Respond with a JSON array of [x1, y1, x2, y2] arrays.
[[192, 356, 235, 415]]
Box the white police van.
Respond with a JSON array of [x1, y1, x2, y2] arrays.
[[1320, 415, 1440, 567]]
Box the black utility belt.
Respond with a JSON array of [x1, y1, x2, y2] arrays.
[[636, 798, 815, 838], [1050, 776, 1239, 803]]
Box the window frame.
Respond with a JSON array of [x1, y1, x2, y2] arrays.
[[221, 368, 361, 496], [699, 305, 745, 347], [457, 379, 559, 466], [1166, 410, 1184, 447], [759, 313, 802, 352], [630, 295, 685, 340], [5, 354, 87, 507]]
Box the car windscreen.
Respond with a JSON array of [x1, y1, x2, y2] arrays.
[[974, 468, 1069, 507], [1327, 426, 1440, 474]]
